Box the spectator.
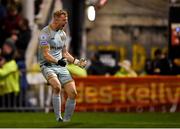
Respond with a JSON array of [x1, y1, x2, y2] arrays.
[[114, 60, 137, 77], [87, 52, 106, 75], [151, 48, 172, 75], [159, 49, 172, 75], [15, 18, 31, 61], [87, 52, 119, 75], [14, 18, 31, 107], [1, 5, 22, 43], [0, 39, 20, 108]]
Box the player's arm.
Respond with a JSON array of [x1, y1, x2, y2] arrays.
[[42, 46, 67, 66], [62, 45, 87, 68], [62, 45, 74, 63], [39, 33, 58, 64], [42, 45, 58, 64], [39, 33, 66, 66]]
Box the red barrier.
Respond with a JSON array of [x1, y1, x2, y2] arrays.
[[74, 76, 180, 112]]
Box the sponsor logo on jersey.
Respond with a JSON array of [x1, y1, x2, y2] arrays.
[[40, 41, 48, 45]]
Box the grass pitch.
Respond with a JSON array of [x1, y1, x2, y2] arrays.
[[0, 112, 180, 128]]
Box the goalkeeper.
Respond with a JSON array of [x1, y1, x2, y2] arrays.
[[38, 10, 87, 122]]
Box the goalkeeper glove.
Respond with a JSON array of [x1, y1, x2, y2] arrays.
[[73, 58, 87, 68], [57, 57, 67, 67]]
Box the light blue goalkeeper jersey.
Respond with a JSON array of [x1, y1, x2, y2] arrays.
[[38, 25, 67, 65]]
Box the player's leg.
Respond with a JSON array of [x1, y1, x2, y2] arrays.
[[45, 86, 52, 113], [63, 81, 77, 122], [41, 66, 63, 121], [48, 76, 63, 121], [57, 67, 76, 122]]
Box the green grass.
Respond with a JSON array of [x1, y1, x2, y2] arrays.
[[0, 112, 180, 128]]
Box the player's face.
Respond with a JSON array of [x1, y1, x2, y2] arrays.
[[56, 14, 68, 29]]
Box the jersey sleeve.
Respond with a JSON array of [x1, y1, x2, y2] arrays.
[[39, 32, 49, 49], [62, 31, 67, 47]]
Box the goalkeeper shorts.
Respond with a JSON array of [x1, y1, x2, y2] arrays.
[[40, 65, 73, 86]]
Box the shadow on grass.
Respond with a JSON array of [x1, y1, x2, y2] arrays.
[[52, 122, 84, 128], [51, 122, 132, 128]]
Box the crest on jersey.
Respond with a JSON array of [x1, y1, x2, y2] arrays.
[[40, 34, 47, 41], [40, 34, 48, 45]]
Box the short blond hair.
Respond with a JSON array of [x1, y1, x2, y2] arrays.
[[53, 10, 68, 18]]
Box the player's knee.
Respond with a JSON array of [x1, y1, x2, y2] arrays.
[[53, 86, 61, 94], [68, 90, 77, 99]]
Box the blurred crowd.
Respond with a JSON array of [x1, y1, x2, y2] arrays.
[[0, 0, 31, 108], [86, 48, 180, 77], [144, 48, 180, 76], [0, 0, 180, 109]]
